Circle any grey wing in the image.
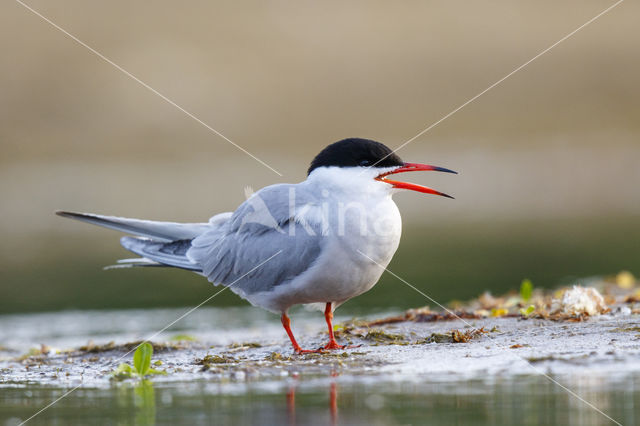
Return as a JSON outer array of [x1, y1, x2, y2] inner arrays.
[[187, 184, 323, 296]]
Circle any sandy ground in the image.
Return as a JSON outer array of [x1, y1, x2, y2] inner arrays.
[[2, 305, 639, 388]]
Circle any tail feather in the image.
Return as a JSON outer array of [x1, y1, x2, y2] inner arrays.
[[120, 236, 201, 271], [104, 258, 164, 270], [56, 211, 210, 242], [55, 210, 228, 271]]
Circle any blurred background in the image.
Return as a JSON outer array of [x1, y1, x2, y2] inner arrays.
[[1, 0, 638, 314]]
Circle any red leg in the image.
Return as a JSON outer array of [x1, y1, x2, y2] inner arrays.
[[323, 303, 346, 350], [281, 312, 322, 354]]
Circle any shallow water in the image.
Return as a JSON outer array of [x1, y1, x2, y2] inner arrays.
[[3, 375, 640, 426], [1, 307, 639, 425]]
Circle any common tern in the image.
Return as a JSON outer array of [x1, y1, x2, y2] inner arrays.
[[57, 138, 456, 353]]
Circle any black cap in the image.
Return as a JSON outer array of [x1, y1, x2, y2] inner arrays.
[[308, 138, 403, 175]]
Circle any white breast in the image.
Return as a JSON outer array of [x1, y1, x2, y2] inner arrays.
[[315, 194, 402, 303]]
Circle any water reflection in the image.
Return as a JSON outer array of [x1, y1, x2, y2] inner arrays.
[[329, 381, 338, 426], [287, 372, 340, 426], [112, 379, 157, 425], [2, 374, 638, 425], [133, 380, 156, 426]]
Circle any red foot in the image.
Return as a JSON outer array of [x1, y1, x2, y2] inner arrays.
[[323, 340, 346, 350], [281, 304, 362, 355], [322, 303, 355, 351], [324, 341, 362, 350]]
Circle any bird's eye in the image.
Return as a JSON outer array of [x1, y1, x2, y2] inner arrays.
[[359, 160, 371, 166]]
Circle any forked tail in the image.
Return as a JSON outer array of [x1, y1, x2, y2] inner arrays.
[[55, 211, 227, 271]]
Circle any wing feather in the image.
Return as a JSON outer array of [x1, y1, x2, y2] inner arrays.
[[187, 184, 324, 295]]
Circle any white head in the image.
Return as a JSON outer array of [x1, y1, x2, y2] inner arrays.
[[306, 138, 457, 198]]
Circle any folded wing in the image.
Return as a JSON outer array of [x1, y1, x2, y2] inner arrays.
[[187, 184, 325, 295]]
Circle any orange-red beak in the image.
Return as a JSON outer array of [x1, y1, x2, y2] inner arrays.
[[375, 162, 457, 199]]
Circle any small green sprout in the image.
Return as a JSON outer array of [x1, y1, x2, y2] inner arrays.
[[520, 279, 533, 301], [519, 305, 535, 316], [168, 334, 198, 342], [133, 342, 152, 376], [111, 342, 166, 381]]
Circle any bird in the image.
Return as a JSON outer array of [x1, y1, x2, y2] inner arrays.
[[57, 138, 456, 353]]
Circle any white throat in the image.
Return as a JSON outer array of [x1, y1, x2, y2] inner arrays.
[[305, 166, 398, 200]]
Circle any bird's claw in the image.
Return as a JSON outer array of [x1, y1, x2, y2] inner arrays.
[[323, 340, 346, 350]]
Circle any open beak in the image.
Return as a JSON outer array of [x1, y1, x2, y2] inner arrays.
[[375, 162, 457, 199]]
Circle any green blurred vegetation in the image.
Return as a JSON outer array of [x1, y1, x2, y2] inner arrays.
[[1, 215, 637, 314]]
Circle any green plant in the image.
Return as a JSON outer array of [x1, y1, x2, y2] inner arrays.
[[520, 279, 533, 301], [112, 342, 166, 381], [519, 305, 535, 316], [169, 334, 198, 342]]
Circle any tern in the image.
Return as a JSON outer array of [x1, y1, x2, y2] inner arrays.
[[57, 138, 456, 353]]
